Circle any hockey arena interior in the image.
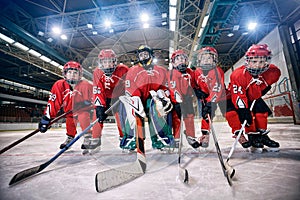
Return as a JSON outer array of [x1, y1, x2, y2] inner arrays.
[[0, 1, 299, 200]]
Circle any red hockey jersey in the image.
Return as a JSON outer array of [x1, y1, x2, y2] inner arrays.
[[125, 65, 168, 102], [44, 79, 93, 118], [93, 64, 129, 107], [167, 68, 195, 103], [229, 64, 281, 109], [194, 66, 225, 103]]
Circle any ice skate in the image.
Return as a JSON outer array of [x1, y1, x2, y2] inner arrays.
[[199, 131, 209, 148], [233, 131, 251, 148], [60, 135, 74, 149], [186, 136, 200, 149], [81, 133, 91, 150], [87, 138, 101, 155], [248, 134, 263, 153], [261, 134, 280, 152], [151, 135, 165, 150], [120, 135, 136, 152]]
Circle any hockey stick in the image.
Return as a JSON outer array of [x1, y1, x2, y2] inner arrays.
[[177, 115, 189, 183], [9, 102, 117, 186], [95, 96, 146, 193], [0, 104, 93, 155], [208, 115, 233, 186], [225, 100, 256, 173]]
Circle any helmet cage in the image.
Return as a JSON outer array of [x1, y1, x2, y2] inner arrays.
[[136, 45, 153, 68], [98, 49, 117, 76], [245, 56, 270, 76], [245, 44, 272, 76], [172, 54, 188, 73], [197, 51, 218, 71], [63, 61, 82, 85]]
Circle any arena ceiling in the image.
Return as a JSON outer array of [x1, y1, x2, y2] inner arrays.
[[0, 0, 299, 91]]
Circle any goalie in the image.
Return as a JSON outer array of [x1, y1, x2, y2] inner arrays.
[[120, 45, 174, 150]]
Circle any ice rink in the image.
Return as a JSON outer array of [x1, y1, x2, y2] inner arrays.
[[0, 121, 299, 200]]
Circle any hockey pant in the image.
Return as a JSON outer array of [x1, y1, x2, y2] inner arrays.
[[66, 111, 92, 138], [92, 101, 125, 139], [226, 98, 271, 135], [172, 102, 196, 139], [226, 110, 268, 134]]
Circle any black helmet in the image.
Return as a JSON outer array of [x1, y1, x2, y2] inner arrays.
[[136, 45, 154, 69]]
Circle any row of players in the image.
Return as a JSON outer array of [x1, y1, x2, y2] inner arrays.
[[38, 44, 280, 152]]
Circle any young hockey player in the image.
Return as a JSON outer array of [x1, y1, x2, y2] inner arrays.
[[38, 61, 93, 149], [226, 44, 280, 151], [121, 45, 174, 150], [88, 49, 129, 152], [194, 47, 226, 148], [168, 49, 200, 148]]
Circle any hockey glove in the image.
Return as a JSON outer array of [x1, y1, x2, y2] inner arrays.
[[38, 116, 51, 133], [262, 85, 271, 96], [202, 102, 212, 121], [96, 106, 108, 123], [194, 88, 209, 100], [237, 108, 252, 126], [155, 96, 173, 117]]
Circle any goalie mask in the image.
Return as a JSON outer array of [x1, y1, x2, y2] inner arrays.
[[245, 44, 272, 76], [136, 45, 154, 70], [197, 46, 218, 71], [98, 49, 117, 76], [171, 49, 188, 73], [63, 61, 82, 85]]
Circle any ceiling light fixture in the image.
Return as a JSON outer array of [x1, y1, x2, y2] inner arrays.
[[248, 22, 257, 30], [0, 33, 15, 44]]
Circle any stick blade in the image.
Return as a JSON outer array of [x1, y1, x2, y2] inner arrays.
[[178, 167, 189, 184], [95, 159, 145, 193], [9, 165, 44, 185]]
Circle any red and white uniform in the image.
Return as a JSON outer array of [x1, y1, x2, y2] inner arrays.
[[92, 64, 129, 138], [226, 64, 281, 133], [125, 65, 168, 102], [44, 79, 93, 137], [167, 68, 195, 138], [194, 66, 225, 131]]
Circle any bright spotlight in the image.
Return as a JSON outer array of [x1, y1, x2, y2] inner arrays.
[[52, 26, 61, 34], [104, 20, 111, 28], [140, 13, 149, 22], [248, 22, 257, 30]]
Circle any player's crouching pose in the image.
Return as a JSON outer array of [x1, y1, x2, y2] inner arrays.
[[121, 45, 174, 150], [89, 49, 129, 153], [194, 47, 226, 148], [226, 44, 280, 152], [39, 61, 93, 149], [168, 49, 200, 149]]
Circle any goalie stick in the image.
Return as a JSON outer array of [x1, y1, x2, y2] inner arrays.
[[208, 115, 233, 186], [95, 96, 146, 193], [9, 102, 118, 186], [177, 115, 189, 183], [0, 105, 92, 155]]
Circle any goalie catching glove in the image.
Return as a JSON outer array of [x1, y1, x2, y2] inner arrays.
[[150, 90, 173, 117]]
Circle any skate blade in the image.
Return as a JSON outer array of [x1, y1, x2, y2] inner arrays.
[[89, 147, 101, 155], [250, 147, 263, 153], [265, 147, 280, 152]]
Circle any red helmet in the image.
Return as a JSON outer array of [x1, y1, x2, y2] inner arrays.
[[171, 49, 188, 73], [245, 44, 272, 76], [63, 61, 82, 84], [197, 46, 218, 70], [98, 49, 117, 76]]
